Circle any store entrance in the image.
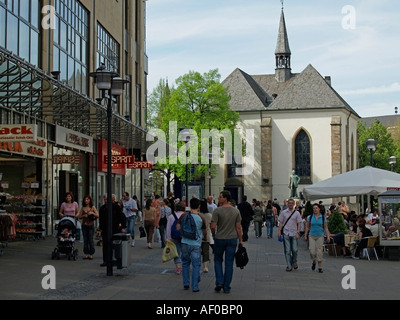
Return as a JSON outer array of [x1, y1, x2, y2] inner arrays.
[[58, 170, 79, 207]]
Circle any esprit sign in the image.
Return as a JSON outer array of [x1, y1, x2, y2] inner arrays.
[[0, 125, 37, 142], [104, 155, 135, 165]]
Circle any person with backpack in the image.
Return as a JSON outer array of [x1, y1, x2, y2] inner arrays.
[[211, 190, 243, 294], [265, 200, 277, 239], [176, 198, 207, 292], [304, 203, 331, 273], [166, 201, 186, 275]]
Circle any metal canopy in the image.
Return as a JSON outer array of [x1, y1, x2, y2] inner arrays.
[[0, 47, 148, 151]]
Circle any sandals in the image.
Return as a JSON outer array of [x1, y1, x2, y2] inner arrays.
[[286, 267, 292, 272], [318, 268, 323, 273]]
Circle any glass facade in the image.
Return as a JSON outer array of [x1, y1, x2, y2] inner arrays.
[[53, 0, 89, 94], [97, 23, 120, 73], [0, 0, 39, 66]]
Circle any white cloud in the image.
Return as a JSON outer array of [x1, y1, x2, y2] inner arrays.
[[341, 83, 400, 95]]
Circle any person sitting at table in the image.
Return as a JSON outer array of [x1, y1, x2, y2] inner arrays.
[[352, 222, 373, 259], [349, 218, 358, 234], [326, 232, 351, 257], [367, 208, 379, 225]]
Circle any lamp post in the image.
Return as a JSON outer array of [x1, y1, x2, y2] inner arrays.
[[208, 152, 212, 196], [89, 64, 128, 276], [389, 156, 397, 172], [366, 139, 376, 166], [179, 129, 192, 204]]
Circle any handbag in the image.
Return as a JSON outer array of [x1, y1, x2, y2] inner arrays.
[[139, 226, 146, 238], [162, 240, 179, 263], [235, 244, 249, 269]]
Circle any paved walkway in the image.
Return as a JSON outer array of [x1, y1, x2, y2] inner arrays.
[[0, 224, 399, 301]]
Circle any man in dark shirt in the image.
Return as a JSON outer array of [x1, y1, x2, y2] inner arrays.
[[99, 194, 126, 267], [237, 195, 253, 242]]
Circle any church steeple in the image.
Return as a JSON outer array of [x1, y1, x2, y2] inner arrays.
[[275, 5, 292, 82]]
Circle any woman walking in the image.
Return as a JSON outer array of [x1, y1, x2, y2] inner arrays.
[[142, 198, 159, 249], [304, 203, 331, 273], [77, 195, 99, 260]]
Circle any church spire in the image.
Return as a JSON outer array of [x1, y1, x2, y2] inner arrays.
[[275, 6, 292, 82]]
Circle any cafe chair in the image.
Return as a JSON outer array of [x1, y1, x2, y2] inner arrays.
[[362, 236, 379, 261], [323, 237, 337, 257]]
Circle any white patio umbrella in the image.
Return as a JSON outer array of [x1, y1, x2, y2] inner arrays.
[[303, 166, 400, 201]]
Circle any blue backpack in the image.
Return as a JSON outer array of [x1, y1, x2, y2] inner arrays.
[[180, 211, 198, 240], [171, 212, 182, 241]]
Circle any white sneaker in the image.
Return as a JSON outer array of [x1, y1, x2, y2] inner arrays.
[[131, 240, 135, 247]]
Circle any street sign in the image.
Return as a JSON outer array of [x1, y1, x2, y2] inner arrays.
[[127, 161, 154, 169], [104, 155, 135, 164]]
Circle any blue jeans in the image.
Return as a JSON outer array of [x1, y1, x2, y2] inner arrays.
[[82, 224, 95, 255], [283, 234, 298, 269], [214, 238, 238, 292], [159, 225, 166, 248], [172, 239, 182, 264], [181, 243, 201, 291], [266, 218, 274, 238], [126, 215, 136, 238]]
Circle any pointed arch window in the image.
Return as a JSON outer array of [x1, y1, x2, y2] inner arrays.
[[294, 129, 311, 183]]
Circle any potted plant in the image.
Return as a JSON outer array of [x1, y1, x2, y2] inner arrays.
[[327, 210, 348, 256]]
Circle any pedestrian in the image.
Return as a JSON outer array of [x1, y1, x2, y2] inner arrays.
[[278, 198, 302, 272], [59, 191, 79, 218], [304, 203, 331, 273], [200, 198, 212, 273], [253, 201, 264, 238], [207, 195, 217, 214], [211, 190, 243, 294], [159, 199, 171, 248], [177, 198, 207, 292], [166, 201, 186, 275], [133, 195, 142, 223], [99, 194, 126, 267], [237, 195, 253, 242], [77, 195, 99, 260], [142, 198, 159, 249], [122, 192, 138, 247], [265, 200, 277, 239]]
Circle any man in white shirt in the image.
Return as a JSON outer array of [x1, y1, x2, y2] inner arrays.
[[207, 195, 217, 214], [123, 192, 138, 246]]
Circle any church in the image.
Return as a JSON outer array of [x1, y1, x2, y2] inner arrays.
[[212, 7, 360, 204]]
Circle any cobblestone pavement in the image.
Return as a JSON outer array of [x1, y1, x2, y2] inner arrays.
[[1, 224, 399, 301]]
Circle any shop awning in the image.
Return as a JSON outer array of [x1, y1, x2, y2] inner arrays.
[[0, 47, 149, 152]]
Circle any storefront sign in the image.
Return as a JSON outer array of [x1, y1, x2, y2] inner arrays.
[[97, 140, 127, 175], [56, 125, 93, 153], [0, 139, 47, 159], [104, 155, 135, 165], [0, 124, 37, 142], [127, 161, 154, 169], [53, 155, 82, 165]]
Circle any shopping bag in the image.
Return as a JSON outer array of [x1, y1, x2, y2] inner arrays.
[[154, 227, 160, 243], [139, 226, 146, 238], [162, 240, 178, 263]]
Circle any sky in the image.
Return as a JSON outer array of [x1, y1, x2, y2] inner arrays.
[[145, 0, 400, 119]]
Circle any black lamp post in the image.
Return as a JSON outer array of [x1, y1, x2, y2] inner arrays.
[[89, 64, 128, 276], [179, 129, 192, 204], [366, 139, 376, 166], [389, 156, 397, 172]]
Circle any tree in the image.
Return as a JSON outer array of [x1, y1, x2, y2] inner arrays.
[[327, 210, 348, 234], [358, 120, 400, 172], [147, 69, 240, 186]]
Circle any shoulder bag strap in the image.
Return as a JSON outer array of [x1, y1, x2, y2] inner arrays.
[[282, 210, 297, 231]]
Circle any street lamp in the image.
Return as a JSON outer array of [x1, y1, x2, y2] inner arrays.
[[89, 63, 128, 276], [179, 128, 192, 204], [389, 156, 397, 172], [366, 139, 376, 166]]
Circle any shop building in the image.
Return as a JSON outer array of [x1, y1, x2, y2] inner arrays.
[[0, 0, 149, 237]]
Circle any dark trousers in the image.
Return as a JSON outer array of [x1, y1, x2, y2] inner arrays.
[[241, 221, 250, 241]]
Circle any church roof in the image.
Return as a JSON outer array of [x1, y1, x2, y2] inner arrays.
[[223, 64, 360, 118]]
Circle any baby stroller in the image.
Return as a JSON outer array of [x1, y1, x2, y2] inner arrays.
[[51, 217, 78, 260]]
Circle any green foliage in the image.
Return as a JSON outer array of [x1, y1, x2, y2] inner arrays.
[[147, 69, 241, 182], [327, 210, 348, 234], [358, 120, 400, 171]]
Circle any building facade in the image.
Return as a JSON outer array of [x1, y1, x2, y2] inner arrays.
[[211, 8, 360, 205], [0, 0, 149, 237]]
